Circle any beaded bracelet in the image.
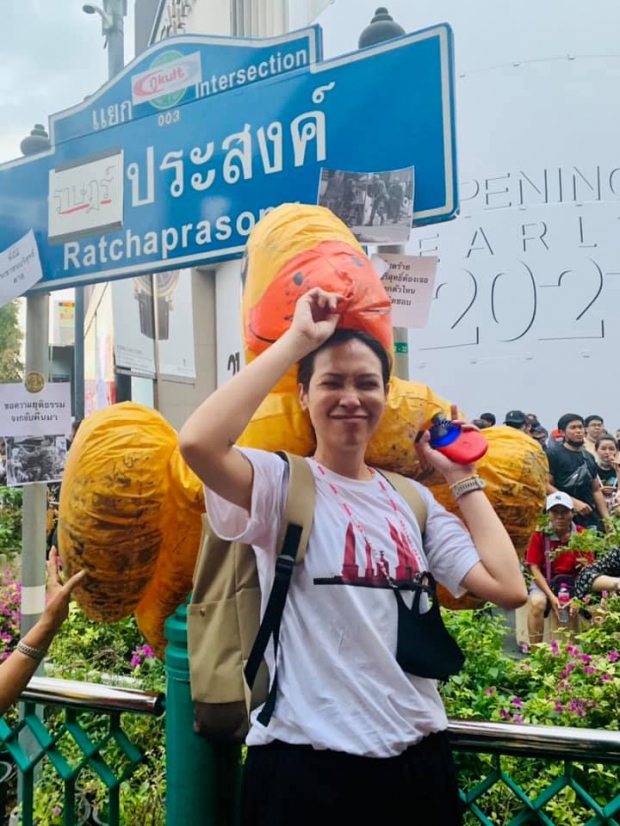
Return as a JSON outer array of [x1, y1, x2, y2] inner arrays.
[[16, 641, 47, 662]]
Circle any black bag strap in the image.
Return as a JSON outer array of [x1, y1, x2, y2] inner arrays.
[[246, 521, 301, 726], [244, 451, 314, 728]]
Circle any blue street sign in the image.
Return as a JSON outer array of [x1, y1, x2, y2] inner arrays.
[[0, 23, 457, 293]]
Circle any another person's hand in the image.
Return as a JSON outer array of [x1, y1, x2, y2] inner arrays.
[[287, 288, 345, 354], [43, 548, 86, 632], [415, 404, 477, 484], [571, 498, 592, 516]]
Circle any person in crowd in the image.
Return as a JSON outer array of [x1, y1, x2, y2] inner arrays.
[[179, 287, 526, 826], [548, 428, 564, 450], [0, 441, 6, 486], [574, 547, 620, 600], [583, 415, 604, 457], [615, 428, 620, 451], [504, 410, 528, 431], [525, 492, 593, 644], [525, 414, 541, 435], [594, 435, 619, 512], [0, 549, 85, 715], [479, 413, 496, 428], [547, 414, 609, 532], [531, 425, 549, 452], [68, 418, 82, 450], [472, 418, 491, 430]]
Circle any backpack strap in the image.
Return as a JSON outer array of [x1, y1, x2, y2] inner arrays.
[[276, 451, 315, 563], [244, 451, 315, 728], [377, 469, 428, 534]]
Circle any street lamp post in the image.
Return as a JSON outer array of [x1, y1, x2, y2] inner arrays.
[[359, 8, 409, 381], [82, 0, 127, 78], [74, 0, 127, 420]]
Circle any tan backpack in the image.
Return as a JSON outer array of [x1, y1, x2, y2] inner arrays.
[[188, 451, 427, 743]]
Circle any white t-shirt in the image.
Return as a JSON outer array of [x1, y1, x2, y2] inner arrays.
[[205, 448, 480, 758]]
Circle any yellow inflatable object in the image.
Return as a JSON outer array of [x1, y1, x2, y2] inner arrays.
[[58, 203, 548, 657], [433, 426, 548, 610], [242, 204, 393, 394], [58, 404, 203, 637]]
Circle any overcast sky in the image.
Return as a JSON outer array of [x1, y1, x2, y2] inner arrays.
[[0, 0, 135, 164], [315, 0, 620, 64], [2, 0, 616, 167]]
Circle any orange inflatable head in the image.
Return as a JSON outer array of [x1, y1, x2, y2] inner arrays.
[[242, 204, 393, 393]]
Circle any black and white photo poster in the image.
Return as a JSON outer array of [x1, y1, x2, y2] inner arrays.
[[4, 435, 67, 486], [318, 166, 414, 245]]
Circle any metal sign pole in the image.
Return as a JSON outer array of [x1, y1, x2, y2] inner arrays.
[[20, 294, 50, 644], [75, 0, 127, 419], [380, 243, 409, 380], [18, 127, 53, 656], [17, 293, 49, 801]]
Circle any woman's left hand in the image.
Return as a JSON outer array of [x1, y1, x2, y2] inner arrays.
[[415, 404, 479, 484]]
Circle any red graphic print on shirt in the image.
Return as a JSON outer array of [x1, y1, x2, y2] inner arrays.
[[313, 519, 421, 589]]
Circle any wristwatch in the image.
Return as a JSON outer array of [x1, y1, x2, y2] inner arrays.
[[133, 271, 180, 340], [450, 475, 486, 500]]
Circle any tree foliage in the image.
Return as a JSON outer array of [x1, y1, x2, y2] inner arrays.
[[0, 301, 23, 382]]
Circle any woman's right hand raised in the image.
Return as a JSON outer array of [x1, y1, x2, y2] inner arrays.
[[287, 288, 345, 354]]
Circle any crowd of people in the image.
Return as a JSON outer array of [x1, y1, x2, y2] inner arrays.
[[475, 409, 620, 644]]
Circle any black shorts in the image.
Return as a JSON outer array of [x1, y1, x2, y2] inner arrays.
[[241, 730, 463, 826]]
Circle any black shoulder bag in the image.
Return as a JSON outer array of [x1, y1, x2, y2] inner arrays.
[[391, 572, 465, 681]]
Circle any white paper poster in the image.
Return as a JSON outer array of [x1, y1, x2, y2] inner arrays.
[[372, 253, 438, 329], [0, 230, 43, 308], [48, 149, 124, 243], [0, 382, 72, 438]]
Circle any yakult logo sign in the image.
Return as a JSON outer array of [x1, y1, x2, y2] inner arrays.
[[131, 50, 202, 109]]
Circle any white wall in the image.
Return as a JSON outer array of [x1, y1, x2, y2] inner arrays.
[[306, 0, 620, 430], [186, 0, 233, 36]]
